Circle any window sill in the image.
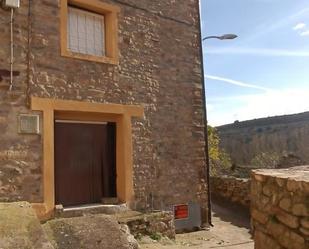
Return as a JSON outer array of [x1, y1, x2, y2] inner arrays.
[[61, 50, 119, 65]]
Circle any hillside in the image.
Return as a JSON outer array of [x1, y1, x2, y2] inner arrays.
[[216, 111, 309, 166]]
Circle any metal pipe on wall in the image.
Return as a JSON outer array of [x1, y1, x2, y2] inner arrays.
[[26, 0, 32, 106], [197, 0, 213, 227], [9, 7, 14, 91]]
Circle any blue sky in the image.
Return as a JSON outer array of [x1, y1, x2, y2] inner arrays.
[[200, 0, 309, 126]]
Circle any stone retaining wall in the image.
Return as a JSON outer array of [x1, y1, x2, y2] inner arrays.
[[251, 166, 309, 249], [210, 176, 250, 207], [117, 211, 175, 239]]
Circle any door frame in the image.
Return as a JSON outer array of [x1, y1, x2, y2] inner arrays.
[[30, 97, 144, 219]]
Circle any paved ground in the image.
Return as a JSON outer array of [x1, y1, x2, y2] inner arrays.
[[140, 197, 254, 249]]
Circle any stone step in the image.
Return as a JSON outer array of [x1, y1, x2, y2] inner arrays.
[[55, 203, 129, 218]]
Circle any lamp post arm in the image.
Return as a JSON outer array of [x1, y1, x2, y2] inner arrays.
[[203, 36, 221, 41], [203, 34, 238, 41]]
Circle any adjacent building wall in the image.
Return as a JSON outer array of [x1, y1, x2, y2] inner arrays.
[[0, 0, 208, 221]]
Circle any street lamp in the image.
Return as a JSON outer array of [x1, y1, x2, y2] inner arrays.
[[199, 32, 237, 228], [203, 34, 238, 41]]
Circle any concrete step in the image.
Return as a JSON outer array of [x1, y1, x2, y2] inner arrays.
[[55, 203, 129, 218]]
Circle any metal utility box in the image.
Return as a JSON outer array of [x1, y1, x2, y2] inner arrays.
[[174, 202, 202, 231], [18, 114, 40, 134], [4, 0, 20, 8]]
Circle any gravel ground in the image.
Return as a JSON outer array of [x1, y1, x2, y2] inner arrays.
[[139, 199, 254, 249]]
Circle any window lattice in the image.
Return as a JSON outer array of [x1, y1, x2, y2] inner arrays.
[[67, 7, 105, 57]]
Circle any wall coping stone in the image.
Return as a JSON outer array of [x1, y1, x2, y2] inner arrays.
[[252, 165, 309, 182]]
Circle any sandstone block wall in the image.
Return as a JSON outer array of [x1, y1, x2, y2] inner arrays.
[[0, 0, 43, 203], [210, 176, 250, 207], [0, 0, 208, 220], [251, 166, 309, 249]]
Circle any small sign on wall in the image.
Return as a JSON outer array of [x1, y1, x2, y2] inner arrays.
[[174, 202, 202, 231], [174, 204, 189, 220], [18, 114, 40, 134]]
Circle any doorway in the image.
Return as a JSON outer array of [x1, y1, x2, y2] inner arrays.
[[54, 121, 116, 207]]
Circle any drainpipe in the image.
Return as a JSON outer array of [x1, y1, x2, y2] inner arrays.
[[26, 0, 32, 106], [197, 0, 213, 227], [9, 7, 14, 91]]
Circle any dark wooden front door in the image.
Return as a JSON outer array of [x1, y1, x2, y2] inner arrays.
[[55, 121, 116, 207]]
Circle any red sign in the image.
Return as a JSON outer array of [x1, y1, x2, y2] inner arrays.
[[174, 204, 189, 219]]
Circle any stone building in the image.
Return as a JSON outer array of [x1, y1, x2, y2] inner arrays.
[[0, 0, 208, 224]]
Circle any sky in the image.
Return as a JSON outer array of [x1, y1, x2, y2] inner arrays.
[[200, 0, 309, 126]]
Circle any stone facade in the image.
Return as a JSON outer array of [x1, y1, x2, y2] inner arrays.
[[251, 166, 309, 249], [210, 176, 250, 208], [0, 0, 208, 222]]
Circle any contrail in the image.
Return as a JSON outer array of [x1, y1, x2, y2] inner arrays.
[[205, 74, 270, 91]]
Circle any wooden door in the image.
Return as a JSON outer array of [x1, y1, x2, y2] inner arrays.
[[55, 122, 116, 207]]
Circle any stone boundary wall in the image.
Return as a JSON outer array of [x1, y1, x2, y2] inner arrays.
[[251, 166, 309, 249], [117, 211, 175, 239], [210, 176, 250, 207]]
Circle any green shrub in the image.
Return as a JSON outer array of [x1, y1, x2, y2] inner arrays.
[[208, 126, 232, 176]]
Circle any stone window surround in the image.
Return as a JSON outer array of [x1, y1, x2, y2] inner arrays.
[[67, 6, 106, 56], [30, 97, 144, 219], [60, 0, 120, 64]]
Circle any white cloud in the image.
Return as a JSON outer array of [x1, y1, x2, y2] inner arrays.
[[205, 47, 309, 57], [292, 22, 309, 37], [293, 22, 306, 30], [205, 74, 270, 91], [300, 30, 309, 36], [207, 87, 309, 126]]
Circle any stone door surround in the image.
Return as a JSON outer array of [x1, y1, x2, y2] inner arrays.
[[30, 97, 144, 219]]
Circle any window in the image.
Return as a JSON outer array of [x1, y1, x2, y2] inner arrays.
[[67, 7, 105, 57], [60, 0, 120, 64]]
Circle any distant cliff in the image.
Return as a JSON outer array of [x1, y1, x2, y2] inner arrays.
[[216, 112, 309, 166]]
